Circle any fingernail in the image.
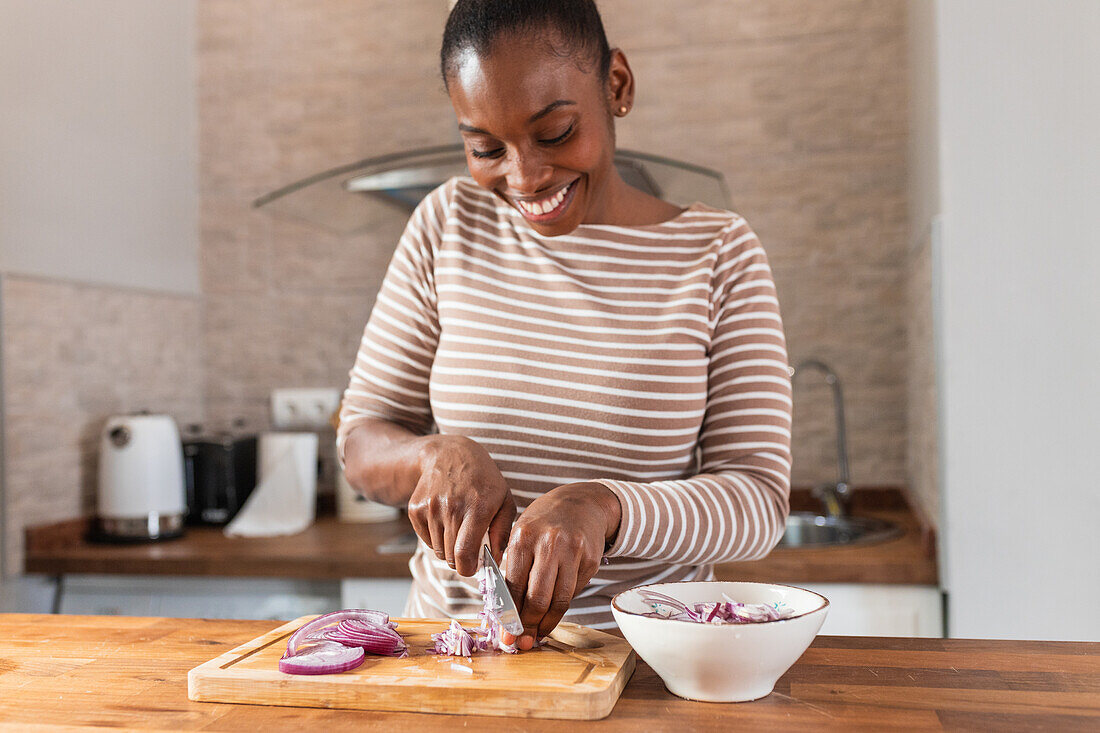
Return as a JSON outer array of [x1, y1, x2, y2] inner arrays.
[[519, 635, 534, 651]]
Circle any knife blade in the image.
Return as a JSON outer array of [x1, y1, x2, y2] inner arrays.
[[481, 544, 524, 637]]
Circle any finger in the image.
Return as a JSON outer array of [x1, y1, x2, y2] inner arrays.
[[538, 557, 579, 640], [575, 553, 601, 593], [442, 514, 457, 571], [520, 551, 557, 643], [452, 506, 491, 577], [502, 529, 534, 615], [487, 496, 516, 566], [426, 503, 445, 563], [407, 501, 433, 551]]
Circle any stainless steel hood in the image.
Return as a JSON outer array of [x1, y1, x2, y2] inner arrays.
[[252, 144, 732, 235]]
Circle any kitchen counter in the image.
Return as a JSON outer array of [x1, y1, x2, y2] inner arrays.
[[24, 488, 938, 586], [0, 614, 1095, 730]]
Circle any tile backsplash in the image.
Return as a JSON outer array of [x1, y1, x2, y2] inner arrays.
[[0, 275, 202, 574], [198, 0, 912, 491]]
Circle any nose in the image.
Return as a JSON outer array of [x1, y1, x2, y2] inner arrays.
[[504, 147, 553, 194]]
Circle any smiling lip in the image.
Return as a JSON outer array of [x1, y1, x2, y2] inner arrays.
[[511, 179, 579, 224]]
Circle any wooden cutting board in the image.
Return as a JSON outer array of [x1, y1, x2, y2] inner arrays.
[[188, 616, 636, 720]]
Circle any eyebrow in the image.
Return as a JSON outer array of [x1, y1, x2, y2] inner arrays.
[[458, 99, 577, 135]]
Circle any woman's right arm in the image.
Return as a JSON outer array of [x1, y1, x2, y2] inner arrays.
[[343, 418, 516, 576], [337, 179, 514, 576]]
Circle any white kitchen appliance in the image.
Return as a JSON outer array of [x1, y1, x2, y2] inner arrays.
[[95, 414, 187, 541]]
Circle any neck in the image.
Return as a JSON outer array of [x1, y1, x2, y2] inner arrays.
[[587, 169, 685, 227]]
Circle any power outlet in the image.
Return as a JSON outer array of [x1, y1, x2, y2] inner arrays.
[[271, 388, 341, 429]]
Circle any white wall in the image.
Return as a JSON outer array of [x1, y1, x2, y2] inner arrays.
[[935, 0, 1100, 640], [0, 0, 200, 294], [905, 0, 941, 250]]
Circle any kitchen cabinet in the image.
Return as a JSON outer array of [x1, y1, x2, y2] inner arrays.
[[800, 583, 943, 637], [57, 574, 340, 620], [340, 578, 413, 617]]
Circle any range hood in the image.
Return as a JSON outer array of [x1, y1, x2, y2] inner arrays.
[[252, 144, 732, 235]]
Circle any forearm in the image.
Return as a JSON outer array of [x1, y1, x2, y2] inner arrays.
[[597, 468, 790, 565], [341, 418, 436, 507]]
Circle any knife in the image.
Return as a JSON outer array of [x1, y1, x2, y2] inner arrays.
[[481, 544, 525, 638]]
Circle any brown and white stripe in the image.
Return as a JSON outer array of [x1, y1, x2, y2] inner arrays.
[[338, 177, 792, 630]]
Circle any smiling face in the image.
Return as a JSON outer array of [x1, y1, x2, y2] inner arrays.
[[446, 32, 633, 236]]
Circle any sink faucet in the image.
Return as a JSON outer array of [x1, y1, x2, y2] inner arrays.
[[792, 359, 851, 519]]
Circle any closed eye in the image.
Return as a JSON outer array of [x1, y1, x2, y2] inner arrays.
[[470, 147, 504, 159], [540, 123, 575, 146], [468, 123, 574, 159]]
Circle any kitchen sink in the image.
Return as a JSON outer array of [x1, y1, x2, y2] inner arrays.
[[776, 512, 902, 548]]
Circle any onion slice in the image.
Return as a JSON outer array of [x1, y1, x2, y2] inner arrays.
[[278, 640, 365, 675], [324, 619, 408, 657], [284, 609, 392, 657]]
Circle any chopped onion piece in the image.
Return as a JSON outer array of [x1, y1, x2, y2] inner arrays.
[[431, 619, 477, 657], [637, 588, 795, 624], [429, 565, 519, 657], [475, 566, 518, 654]]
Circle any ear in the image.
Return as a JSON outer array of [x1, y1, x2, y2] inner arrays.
[[606, 48, 634, 116]]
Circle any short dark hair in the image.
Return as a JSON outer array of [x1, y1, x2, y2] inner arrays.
[[441, 0, 612, 86]]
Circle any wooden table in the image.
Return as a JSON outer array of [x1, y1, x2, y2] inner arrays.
[[24, 489, 938, 586], [1, 614, 1095, 731]]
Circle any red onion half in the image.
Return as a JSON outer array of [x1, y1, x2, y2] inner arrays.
[[284, 609, 394, 657], [280, 609, 406, 675]]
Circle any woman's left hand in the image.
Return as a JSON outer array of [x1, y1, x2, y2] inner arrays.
[[502, 482, 621, 649]]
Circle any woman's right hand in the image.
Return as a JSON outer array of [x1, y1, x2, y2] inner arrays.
[[407, 434, 516, 577]]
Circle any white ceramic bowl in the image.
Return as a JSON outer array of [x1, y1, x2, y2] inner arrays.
[[611, 581, 829, 703]]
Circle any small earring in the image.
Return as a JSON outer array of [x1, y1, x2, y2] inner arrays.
[[618, 105, 628, 115]]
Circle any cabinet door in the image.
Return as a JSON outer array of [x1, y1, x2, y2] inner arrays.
[[58, 575, 341, 620], [340, 578, 414, 617], [801, 583, 944, 637]]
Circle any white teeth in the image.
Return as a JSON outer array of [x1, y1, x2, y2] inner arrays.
[[518, 182, 570, 217]]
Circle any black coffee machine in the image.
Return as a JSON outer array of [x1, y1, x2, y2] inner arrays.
[[182, 425, 258, 526]]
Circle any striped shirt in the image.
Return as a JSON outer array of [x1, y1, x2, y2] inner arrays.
[[338, 176, 792, 630]]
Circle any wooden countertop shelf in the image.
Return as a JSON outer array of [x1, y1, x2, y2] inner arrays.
[[24, 488, 938, 586]]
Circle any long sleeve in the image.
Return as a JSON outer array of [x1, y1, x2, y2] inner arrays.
[[339, 176, 792, 629], [597, 221, 792, 564], [336, 180, 454, 463]]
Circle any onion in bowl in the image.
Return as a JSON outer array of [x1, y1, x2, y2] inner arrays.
[[613, 581, 828, 702], [636, 588, 796, 624]]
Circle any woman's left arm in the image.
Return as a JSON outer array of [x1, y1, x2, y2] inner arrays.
[[504, 222, 793, 643]]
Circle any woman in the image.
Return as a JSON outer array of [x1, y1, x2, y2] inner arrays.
[[339, 0, 792, 650]]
